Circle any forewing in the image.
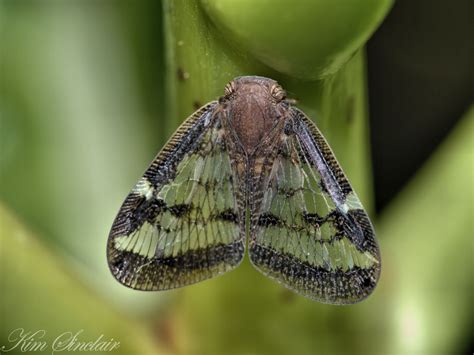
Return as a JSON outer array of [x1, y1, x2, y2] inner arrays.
[[249, 108, 381, 304], [107, 103, 244, 290]]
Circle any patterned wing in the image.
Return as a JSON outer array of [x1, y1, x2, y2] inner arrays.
[[107, 103, 244, 290], [249, 108, 381, 304]]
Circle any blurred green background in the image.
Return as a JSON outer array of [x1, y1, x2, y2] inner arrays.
[[0, 1, 472, 355]]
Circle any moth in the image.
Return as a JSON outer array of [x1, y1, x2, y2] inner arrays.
[[107, 76, 381, 304]]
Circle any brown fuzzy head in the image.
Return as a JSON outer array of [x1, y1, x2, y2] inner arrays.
[[219, 76, 289, 154]]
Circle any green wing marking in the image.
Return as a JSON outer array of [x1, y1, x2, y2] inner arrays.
[[249, 110, 381, 304], [107, 103, 244, 290]]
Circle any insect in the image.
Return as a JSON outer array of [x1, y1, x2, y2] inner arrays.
[[107, 76, 381, 304]]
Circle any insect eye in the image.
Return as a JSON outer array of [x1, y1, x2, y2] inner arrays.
[[224, 82, 236, 96], [270, 84, 286, 101]]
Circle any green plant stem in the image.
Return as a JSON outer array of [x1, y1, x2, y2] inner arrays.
[[162, 1, 385, 354]]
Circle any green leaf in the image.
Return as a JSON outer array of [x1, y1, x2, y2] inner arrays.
[[0, 204, 168, 355], [376, 106, 474, 354]]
